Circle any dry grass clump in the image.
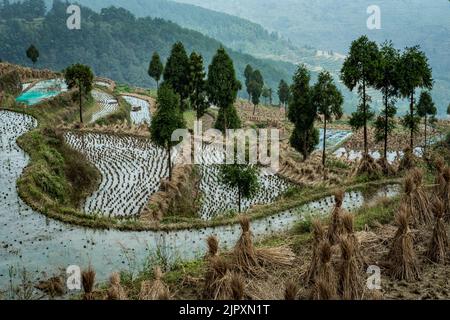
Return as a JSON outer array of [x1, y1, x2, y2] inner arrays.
[[81, 266, 96, 300], [233, 216, 295, 274], [440, 167, 450, 222], [338, 237, 364, 300], [35, 276, 65, 297], [399, 148, 416, 172], [310, 241, 338, 300], [426, 200, 448, 264], [139, 267, 170, 300], [233, 216, 261, 274], [388, 206, 420, 281], [284, 281, 299, 300], [377, 157, 396, 176], [355, 153, 381, 177], [230, 273, 245, 300], [305, 219, 326, 284], [327, 190, 346, 245], [402, 169, 433, 226], [206, 235, 219, 258], [107, 272, 127, 300], [341, 212, 365, 266]]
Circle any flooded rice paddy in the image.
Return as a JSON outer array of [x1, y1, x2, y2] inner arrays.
[[0, 109, 399, 289], [16, 79, 68, 106]]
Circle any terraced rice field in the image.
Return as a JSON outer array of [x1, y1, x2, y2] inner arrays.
[[16, 79, 68, 105], [0, 109, 400, 289], [122, 95, 152, 125], [197, 143, 292, 219], [334, 147, 424, 164], [65, 132, 171, 217], [316, 129, 352, 150], [90, 90, 119, 123]]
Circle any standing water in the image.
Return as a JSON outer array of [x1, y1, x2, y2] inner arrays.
[[0, 110, 399, 289]]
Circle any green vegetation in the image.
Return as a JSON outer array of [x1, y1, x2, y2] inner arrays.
[[288, 65, 318, 160], [417, 91, 437, 153], [341, 35, 380, 155], [25, 44, 39, 65], [312, 70, 343, 166], [206, 47, 242, 131], [0, 1, 295, 99], [148, 52, 164, 89], [188, 51, 208, 120], [151, 84, 186, 179], [277, 79, 290, 109], [398, 46, 433, 150], [64, 63, 95, 123], [220, 164, 260, 213]]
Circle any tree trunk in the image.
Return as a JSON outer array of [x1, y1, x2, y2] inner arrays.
[[424, 114, 427, 155], [363, 79, 368, 155], [322, 118, 327, 167], [238, 188, 242, 214], [167, 144, 172, 180], [384, 90, 388, 160], [79, 86, 83, 123], [410, 92, 414, 150]]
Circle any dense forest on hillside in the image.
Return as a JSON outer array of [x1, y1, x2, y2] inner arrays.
[[0, 0, 296, 98]]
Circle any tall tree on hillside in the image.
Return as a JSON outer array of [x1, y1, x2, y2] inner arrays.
[[373, 41, 401, 161], [398, 46, 433, 150], [220, 163, 259, 213], [244, 64, 253, 102], [148, 52, 164, 89], [188, 51, 208, 120], [278, 79, 290, 110], [288, 65, 318, 160], [312, 71, 344, 167], [163, 42, 190, 106], [64, 64, 94, 124], [417, 91, 436, 154], [249, 69, 264, 115], [341, 36, 381, 156], [26, 44, 39, 65], [206, 47, 242, 131], [262, 86, 271, 105], [151, 84, 186, 179]]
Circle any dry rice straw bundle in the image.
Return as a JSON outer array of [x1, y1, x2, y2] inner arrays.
[[139, 266, 170, 300], [81, 266, 96, 300], [388, 206, 420, 281], [107, 272, 128, 300], [328, 190, 346, 245], [305, 219, 326, 284], [233, 216, 261, 274], [339, 237, 364, 300], [426, 200, 448, 264], [402, 169, 433, 226], [311, 241, 338, 300], [284, 281, 299, 300]]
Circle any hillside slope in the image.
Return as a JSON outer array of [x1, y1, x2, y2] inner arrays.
[[0, 0, 295, 98]]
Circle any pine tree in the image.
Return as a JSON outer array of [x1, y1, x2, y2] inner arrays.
[[148, 52, 164, 89], [206, 47, 242, 131], [188, 51, 208, 120], [278, 79, 290, 110], [416, 91, 436, 154], [26, 44, 39, 65], [398, 46, 433, 150], [249, 69, 264, 115], [150, 84, 186, 179], [312, 71, 343, 167], [288, 65, 318, 160], [64, 64, 94, 123], [341, 36, 381, 156], [374, 41, 401, 160], [163, 42, 190, 105], [244, 64, 253, 102]]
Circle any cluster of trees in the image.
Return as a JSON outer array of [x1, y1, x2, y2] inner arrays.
[[244, 65, 265, 114], [287, 65, 343, 168], [0, 0, 294, 100], [341, 36, 434, 163], [149, 42, 241, 131], [285, 35, 436, 175]]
